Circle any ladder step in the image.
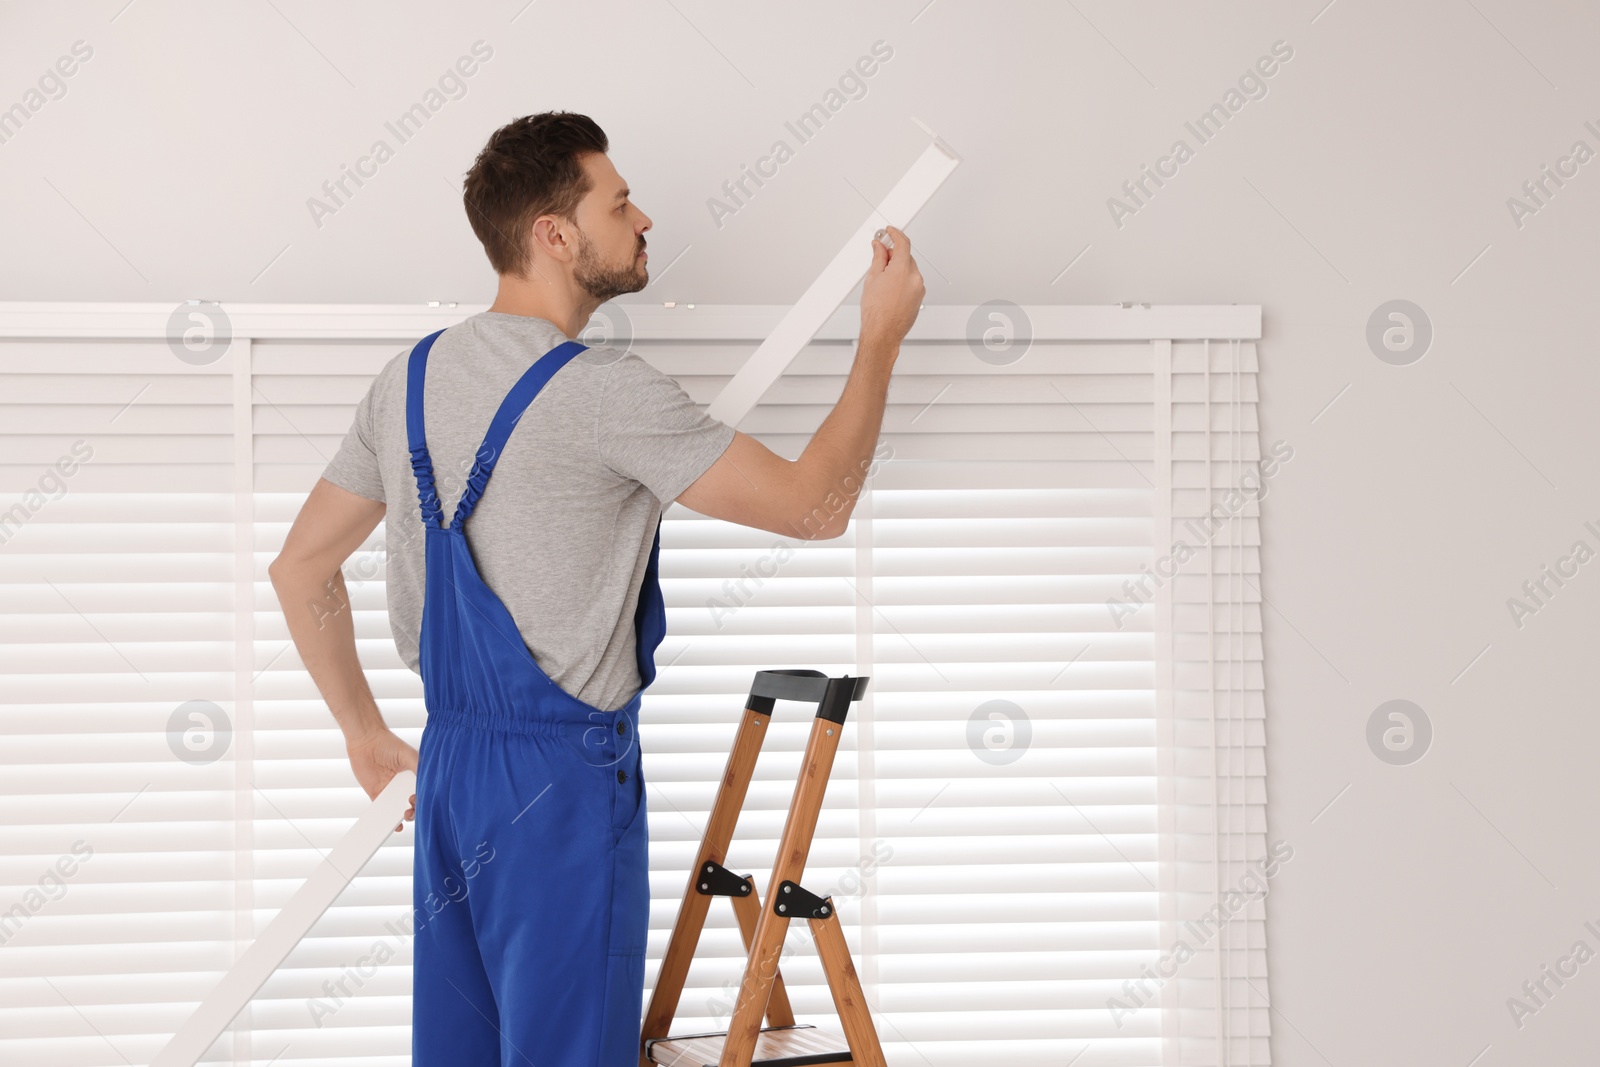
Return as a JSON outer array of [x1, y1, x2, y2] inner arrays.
[[645, 1022, 853, 1066]]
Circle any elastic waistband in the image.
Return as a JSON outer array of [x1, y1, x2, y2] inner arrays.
[[423, 692, 642, 738]]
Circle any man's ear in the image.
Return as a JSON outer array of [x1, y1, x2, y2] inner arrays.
[[531, 215, 569, 261]]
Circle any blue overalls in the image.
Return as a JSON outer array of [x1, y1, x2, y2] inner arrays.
[[403, 327, 665, 1067]]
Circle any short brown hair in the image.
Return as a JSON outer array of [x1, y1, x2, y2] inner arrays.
[[462, 111, 609, 277]]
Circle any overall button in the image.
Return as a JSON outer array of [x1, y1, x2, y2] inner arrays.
[[617, 721, 627, 735], [617, 769, 628, 783]]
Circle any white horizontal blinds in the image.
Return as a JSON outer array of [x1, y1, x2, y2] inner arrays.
[[864, 338, 1164, 1065], [645, 338, 870, 1031], [1161, 340, 1272, 1067], [0, 311, 1269, 1067], [0, 339, 239, 1066], [252, 338, 424, 1064]]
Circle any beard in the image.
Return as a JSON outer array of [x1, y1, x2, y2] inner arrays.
[[573, 227, 647, 303]]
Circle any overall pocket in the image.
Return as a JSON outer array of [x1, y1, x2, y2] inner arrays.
[[610, 739, 646, 847], [608, 757, 650, 957]]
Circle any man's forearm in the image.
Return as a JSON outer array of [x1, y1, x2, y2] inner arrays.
[[269, 563, 388, 742], [788, 333, 899, 537]]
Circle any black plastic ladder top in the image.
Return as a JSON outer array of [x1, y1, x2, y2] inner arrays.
[[746, 670, 869, 724]]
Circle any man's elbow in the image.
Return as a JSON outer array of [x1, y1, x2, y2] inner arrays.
[[266, 552, 309, 590], [788, 494, 858, 540]]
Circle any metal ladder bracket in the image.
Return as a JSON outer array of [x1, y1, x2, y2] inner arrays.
[[695, 859, 754, 898], [773, 880, 832, 920]]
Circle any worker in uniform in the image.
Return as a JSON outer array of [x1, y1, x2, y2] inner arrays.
[[269, 110, 923, 1066]]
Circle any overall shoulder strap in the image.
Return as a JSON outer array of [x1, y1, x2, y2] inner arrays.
[[405, 328, 449, 529], [449, 339, 590, 529]]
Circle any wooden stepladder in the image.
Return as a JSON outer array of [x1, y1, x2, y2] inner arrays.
[[640, 670, 887, 1067]]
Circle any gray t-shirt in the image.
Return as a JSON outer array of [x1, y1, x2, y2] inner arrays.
[[320, 311, 734, 711]]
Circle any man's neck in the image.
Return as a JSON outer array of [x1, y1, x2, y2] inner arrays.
[[486, 274, 600, 340]]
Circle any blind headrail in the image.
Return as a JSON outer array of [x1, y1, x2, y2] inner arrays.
[[0, 302, 1261, 342]]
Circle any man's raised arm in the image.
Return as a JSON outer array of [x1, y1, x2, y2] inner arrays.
[[675, 224, 925, 539]]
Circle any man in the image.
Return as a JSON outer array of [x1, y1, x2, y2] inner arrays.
[[267, 110, 922, 1066]]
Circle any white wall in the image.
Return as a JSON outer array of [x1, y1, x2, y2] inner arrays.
[[4, 1, 1597, 1063]]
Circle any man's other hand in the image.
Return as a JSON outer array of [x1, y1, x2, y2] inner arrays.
[[347, 727, 421, 833]]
